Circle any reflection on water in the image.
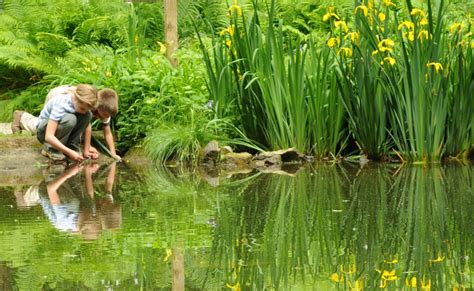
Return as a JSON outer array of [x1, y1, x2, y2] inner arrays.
[[0, 162, 473, 289]]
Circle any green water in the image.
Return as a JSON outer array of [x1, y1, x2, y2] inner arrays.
[[0, 162, 473, 290]]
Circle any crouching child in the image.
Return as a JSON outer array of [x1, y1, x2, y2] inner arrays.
[[36, 84, 97, 162]]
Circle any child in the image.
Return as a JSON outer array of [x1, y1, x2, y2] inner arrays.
[[12, 86, 121, 161], [83, 88, 121, 161], [36, 84, 97, 162]]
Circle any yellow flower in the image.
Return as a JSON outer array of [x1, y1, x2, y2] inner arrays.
[[372, 50, 379, 56], [471, 41, 474, 48], [228, 25, 235, 36], [379, 12, 386, 22], [323, 12, 340, 22], [384, 259, 398, 264], [382, 269, 398, 280], [156, 41, 167, 54], [338, 47, 353, 57], [225, 39, 232, 47], [226, 282, 241, 291], [398, 21, 414, 31], [411, 8, 425, 18], [367, 0, 374, 10], [429, 255, 445, 263], [163, 248, 172, 262], [418, 30, 430, 40], [349, 279, 363, 290], [420, 18, 429, 26], [335, 20, 349, 32], [330, 272, 344, 282], [405, 277, 417, 288], [383, 0, 396, 8], [228, 3, 242, 17], [327, 37, 340, 48], [426, 62, 443, 73], [449, 22, 463, 34], [379, 46, 393, 53], [379, 38, 395, 48], [354, 5, 369, 16], [348, 31, 360, 43], [381, 56, 397, 65], [105, 71, 112, 78], [421, 278, 431, 290]]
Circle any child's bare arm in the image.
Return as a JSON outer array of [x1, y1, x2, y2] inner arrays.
[[45, 120, 84, 162], [103, 124, 121, 161]]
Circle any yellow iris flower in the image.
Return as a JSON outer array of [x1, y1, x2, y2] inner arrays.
[[330, 272, 344, 282], [379, 12, 386, 22], [383, 0, 396, 8], [418, 30, 430, 40], [228, 3, 242, 16], [449, 22, 463, 34], [382, 57, 396, 66], [335, 20, 349, 32], [226, 282, 241, 291], [327, 37, 340, 48], [348, 31, 360, 43], [427, 62, 443, 73], [411, 8, 425, 17], [354, 5, 369, 16], [405, 277, 417, 288], [429, 255, 445, 263], [323, 12, 340, 22], [338, 47, 353, 57], [398, 21, 414, 31]]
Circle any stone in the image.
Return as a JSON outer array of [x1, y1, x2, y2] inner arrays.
[[221, 152, 253, 169], [201, 140, 220, 166]]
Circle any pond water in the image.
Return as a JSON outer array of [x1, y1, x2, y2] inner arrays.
[[0, 162, 472, 290]]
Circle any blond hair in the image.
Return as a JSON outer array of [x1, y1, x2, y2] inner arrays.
[[97, 88, 119, 117], [75, 84, 98, 108]]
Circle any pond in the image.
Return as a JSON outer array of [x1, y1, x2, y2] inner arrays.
[[0, 162, 472, 290]]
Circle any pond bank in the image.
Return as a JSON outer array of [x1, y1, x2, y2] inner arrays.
[[0, 127, 115, 186]]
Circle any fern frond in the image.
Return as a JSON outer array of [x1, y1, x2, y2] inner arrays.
[[36, 32, 73, 56]]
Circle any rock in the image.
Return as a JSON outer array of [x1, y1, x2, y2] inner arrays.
[[221, 152, 253, 169], [201, 140, 220, 166], [0, 123, 12, 135], [221, 145, 233, 155], [252, 148, 304, 168]]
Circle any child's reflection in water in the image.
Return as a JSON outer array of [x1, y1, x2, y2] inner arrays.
[[38, 162, 121, 239]]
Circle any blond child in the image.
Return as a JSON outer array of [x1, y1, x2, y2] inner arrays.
[[36, 84, 97, 162]]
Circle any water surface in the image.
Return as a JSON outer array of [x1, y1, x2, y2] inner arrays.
[[0, 162, 472, 290]]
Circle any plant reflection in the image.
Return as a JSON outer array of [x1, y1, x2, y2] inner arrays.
[[207, 164, 474, 290]]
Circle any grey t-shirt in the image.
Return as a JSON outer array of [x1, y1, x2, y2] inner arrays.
[[37, 92, 76, 127]]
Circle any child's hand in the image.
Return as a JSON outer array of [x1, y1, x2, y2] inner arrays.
[[68, 151, 85, 162], [84, 147, 99, 160]]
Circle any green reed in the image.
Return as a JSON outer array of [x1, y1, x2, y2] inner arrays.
[[199, 0, 473, 161], [334, 2, 390, 160], [306, 44, 347, 158]]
